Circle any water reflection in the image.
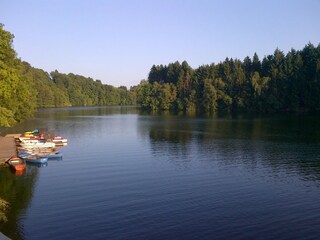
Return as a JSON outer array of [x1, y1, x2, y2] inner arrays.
[[140, 114, 320, 182], [1, 107, 320, 239], [26, 162, 48, 168], [10, 168, 26, 177], [37, 105, 138, 119], [0, 106, 138, 137], [0, 167, 38, 240]]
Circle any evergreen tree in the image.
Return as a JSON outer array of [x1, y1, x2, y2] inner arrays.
[[138, 43, 320, 115]]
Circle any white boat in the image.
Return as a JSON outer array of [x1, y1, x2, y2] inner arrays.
[[19, 138, 41, 144], [20, 141, 56, 149], [52, 136, 68, 144]]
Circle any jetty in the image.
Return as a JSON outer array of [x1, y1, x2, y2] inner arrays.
[[0, 232, 10, 240], [0, 130, 67, 167], [0, 135, 20, 164]]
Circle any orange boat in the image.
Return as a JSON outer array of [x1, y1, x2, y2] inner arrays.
[[7, 157, 26, 172], [14, 169, 26, 176]]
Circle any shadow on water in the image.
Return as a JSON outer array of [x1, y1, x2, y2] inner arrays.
[[0, 166, 39, 240], [36, 105, 138, 118]]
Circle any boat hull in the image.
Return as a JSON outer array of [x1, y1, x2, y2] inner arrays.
[[18, 152, 29, 158], [37, 152, 63, 160], [47, 153, 63, 159], [8, 157, 26, 171], [23, 156, 48, 164], [20, 142, 55, 149]]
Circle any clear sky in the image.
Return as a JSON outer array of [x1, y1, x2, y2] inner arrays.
[[1, 0, 319, 87]]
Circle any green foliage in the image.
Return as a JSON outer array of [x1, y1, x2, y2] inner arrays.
[[1, 23, 320, 127], [137, 43, 320, 114], [201, 79, 218, 112], [0, 24, 136, 127], [0, 24, 36, 126], [0, 198, 9, 222], [135, 80, 156, 110], [50, 72, 134, 107], [19, 62, 70, 107], [0, 107, 16, 127]]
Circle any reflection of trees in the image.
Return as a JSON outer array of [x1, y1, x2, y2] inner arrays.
[[37, 106, 138, 119], [142, 114, 320, 181], [0, 198, 9, 222], [0, 167, 38, 240], [0, 106, 138, 137], [141, 115, 196, 168]]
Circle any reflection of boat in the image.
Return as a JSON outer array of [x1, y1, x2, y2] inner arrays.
[[7, 157, 26, 172], [26, 161, 48, 168], [23, 155, 48, 164], [14, 169, 26, 176]]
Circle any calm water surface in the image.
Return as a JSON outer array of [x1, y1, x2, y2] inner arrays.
[[1, 106, 320, 240]]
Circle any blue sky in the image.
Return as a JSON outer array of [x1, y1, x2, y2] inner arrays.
[[1, 0, 319, 87]]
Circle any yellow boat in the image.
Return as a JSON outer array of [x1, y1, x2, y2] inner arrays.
[[24, 129, 40, 137]]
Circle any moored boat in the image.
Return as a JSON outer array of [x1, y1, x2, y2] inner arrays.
[[52, 136, 68, 145], [38, 152, 63, 159], [19, 138, 42, 144], [47, 152, 63, 159], [22, 155, 48, 164], [16, 129, 67, 164], [18, 152, 29, 158], [23, 129, 40, 138], [19, 136, 45, 143], [20, 141, 55, 149], [7, 157, 26, 171]]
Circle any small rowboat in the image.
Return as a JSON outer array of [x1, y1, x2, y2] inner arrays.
[[22, 155, 48, 164], [20, 141, 55, 149], [18, 152, 29, 158], [19, 137, 41, 143], [38, 152, 63, 159], [7, 157, 26, 172], [52, 136, 68, 145], [47, 152, 63, 159], [23, 129, 40, 137]]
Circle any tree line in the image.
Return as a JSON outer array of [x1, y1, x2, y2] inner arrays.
[[136, 44, 320, 114], [0, 24, 135, 127], [1, 23, 320, 127]]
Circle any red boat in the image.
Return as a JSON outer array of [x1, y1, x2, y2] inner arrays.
[[7, 157, 26, 172], [52, 136, 68, 145]]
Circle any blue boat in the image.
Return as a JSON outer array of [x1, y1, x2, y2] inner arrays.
[[23, 155, 48, 164], [36, 152, 63, 159], [18, 152, 29, 158], [46, 153, 63, 160]]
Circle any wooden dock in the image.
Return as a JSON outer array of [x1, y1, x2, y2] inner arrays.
[[0, 136, 17, 164], [0, 232, 11, 240]]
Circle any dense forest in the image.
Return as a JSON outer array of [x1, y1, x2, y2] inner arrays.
[[1, 23, 320, 127], [136, 44, 320, 114], [0, 24, 135, 127]]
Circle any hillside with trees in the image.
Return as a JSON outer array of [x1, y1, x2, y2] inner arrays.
[[1, 23, 320, 127], [136, 44, 320, 114], [0, 24, 135, 127]]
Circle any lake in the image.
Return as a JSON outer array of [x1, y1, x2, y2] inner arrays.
[[1, 106, 320, 240]]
